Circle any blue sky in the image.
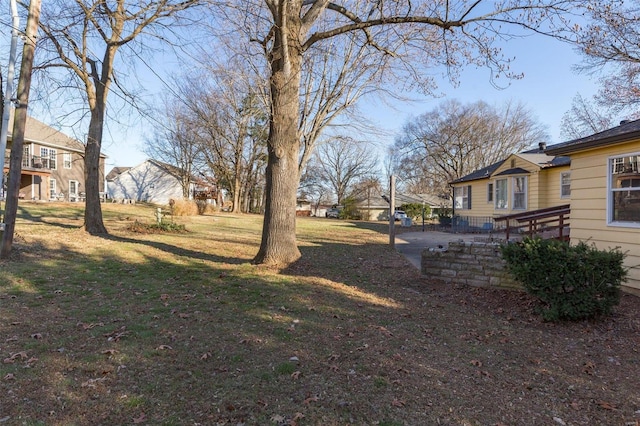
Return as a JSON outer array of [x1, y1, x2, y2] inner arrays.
[[100, 32, 602, 170], [363, 34, 603, 152], [0, 18, 601, 171]]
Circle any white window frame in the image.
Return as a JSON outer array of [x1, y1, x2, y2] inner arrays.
[[495, 178, 508, 210], [69, 180, 79, 201], [487, 182, 494, 203], [512, 176, 527, 210], [607, 152, 640, 228], [22, 145, 31, 168], [49, 179, 57, 199], [63, 152, 72, 169], [454, 185, 471, 210], [560, 172, 571, 199], [41, 147, 57, 170]]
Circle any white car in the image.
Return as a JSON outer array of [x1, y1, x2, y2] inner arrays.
[[394, 210, 407, 221], [326, 208, 340, 218]]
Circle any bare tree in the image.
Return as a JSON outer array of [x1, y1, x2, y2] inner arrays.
[[394, 99, 548, 196], [560, 93, 615, 140], [574, 2, 640, 115], [313, 136, 379, 205], [176, 70, 269, 213], [209, 1, 582, 266], [299, 161, 333, 216], [144, 103, 204, 198], [36, 0, 201, 234], [347, 176, 383, 221]]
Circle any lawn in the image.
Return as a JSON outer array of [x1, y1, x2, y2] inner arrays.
[[0, 202, 639, 426]]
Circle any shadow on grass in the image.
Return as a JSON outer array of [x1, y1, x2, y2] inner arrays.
[[99, 232, 250, 265], [0, 235, 410, 424]]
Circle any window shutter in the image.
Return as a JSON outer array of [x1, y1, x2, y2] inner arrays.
[[467, 185, 472, 209]]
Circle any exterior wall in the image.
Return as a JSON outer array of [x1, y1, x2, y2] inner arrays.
[[108, 161, 185, 205], [451, 161, 570, 219], [537, 166, 570, 208], [568, 141, 640, 292], [6, 144, 103, 202]]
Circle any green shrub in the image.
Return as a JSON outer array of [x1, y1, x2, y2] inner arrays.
[[400, 203, 430, 220], [500, 238, 627, 321]]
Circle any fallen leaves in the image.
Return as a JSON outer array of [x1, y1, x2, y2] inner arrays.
[[596, 400, 617, 410], [3, 351, 28, 364], [132, 412, 147, 424], [104, 326, 129, 342], [391, 398, 406, 407], [583, 361, 596, 375], [303, 395, 318, 405]]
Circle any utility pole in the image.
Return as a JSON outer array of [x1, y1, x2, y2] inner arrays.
[[1, 0, 41, 258], [389, 175, 395, 247], [0, 0, 20, 224]]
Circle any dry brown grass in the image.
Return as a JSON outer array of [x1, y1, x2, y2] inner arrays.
[[0, 202, 639, 426]]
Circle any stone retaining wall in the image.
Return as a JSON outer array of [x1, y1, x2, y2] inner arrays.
[[421, 241, 521, 289]]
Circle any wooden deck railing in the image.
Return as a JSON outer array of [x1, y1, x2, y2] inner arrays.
[[493, 204, 570, 242]]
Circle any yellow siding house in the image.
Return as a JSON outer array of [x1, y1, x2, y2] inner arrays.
[[546, 120, 640, 294], [449, 144, 571, 228]]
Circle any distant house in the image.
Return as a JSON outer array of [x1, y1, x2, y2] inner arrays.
[[357, 192, 451, 221], [106, 159, 218, 206], [449, 144, 571, 229], [546, 119, 640, 294], [2, 110, 106, 202]]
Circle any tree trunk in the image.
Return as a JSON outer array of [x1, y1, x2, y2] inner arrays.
[[253, 15, 303, 266], [232, 174, 241, 213], [0, 0, 41, 259], [84, 103, 107, 234]]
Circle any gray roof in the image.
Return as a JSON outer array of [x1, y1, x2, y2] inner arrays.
[[546, 119, 640, 155], [450, 151, 570, 185], [450, 160, 505, 184], [495, 167, 530, 176], [8, 109, 106, 157], [106, 166, 132, 181]]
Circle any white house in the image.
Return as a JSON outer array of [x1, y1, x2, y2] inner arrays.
[[106, 159, 196, 205]]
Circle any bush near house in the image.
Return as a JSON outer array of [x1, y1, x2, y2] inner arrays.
[[500, 238, 627, 321], [400, 203, 431, 220]]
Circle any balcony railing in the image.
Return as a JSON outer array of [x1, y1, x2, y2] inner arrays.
[[494, 204, 570, 242], [20, 155, 56, 170]]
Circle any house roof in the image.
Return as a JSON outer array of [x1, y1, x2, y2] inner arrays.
[[494, 167, 530, 176], [8, 109, 105, 157], [106, 166, 132, 181], [376, 192, 452, 209], [109, 159, 194, 183], [449, 160, 505, 184], [545, 119, 640, 155], [450, 150, 570, 185]]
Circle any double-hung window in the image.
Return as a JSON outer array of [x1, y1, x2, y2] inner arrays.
[[63, 152, 72, 169], [513, 176, 527, 210], [454, 185, 472, 210], [495, 179, 507, 209], [560, 172, 571, 198], [609, 153, 640, 226], [487, 183, 494, 203], [41, 147, 57, 169], [49, 179, 57, 199]]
